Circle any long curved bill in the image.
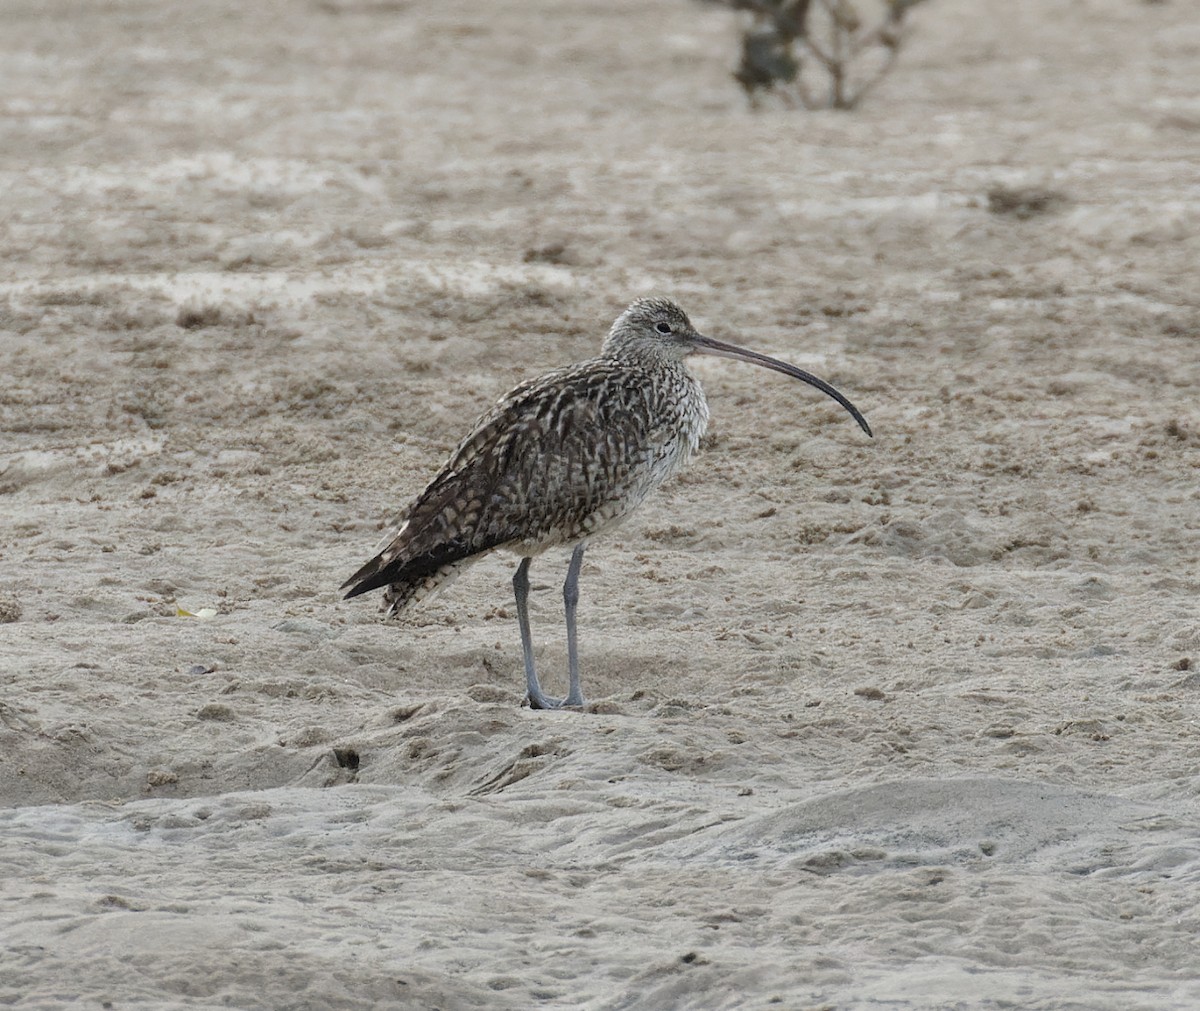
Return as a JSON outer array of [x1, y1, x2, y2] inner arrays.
[[690, 333, 873, 438]]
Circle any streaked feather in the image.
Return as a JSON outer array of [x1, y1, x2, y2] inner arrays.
[[340, 353, 709, 613]]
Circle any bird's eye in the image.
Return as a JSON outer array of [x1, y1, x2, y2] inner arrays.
[[654, 322, 672, 335]]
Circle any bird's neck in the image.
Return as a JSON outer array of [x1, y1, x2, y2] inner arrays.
[[600, 339, 690, 373]]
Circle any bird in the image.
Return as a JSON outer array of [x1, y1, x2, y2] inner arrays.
[[341, 297, 872, 710]]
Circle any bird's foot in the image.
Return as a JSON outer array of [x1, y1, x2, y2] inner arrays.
[[526, 690, 586, 711]]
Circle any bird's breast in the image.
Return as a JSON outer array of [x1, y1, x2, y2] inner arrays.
[[650, 370, 709, 476], [491, 362, 711, 555], [581, 367, 709, 519]]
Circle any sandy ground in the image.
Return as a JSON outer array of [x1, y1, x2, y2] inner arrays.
[[2, 0, 1199, 1007]]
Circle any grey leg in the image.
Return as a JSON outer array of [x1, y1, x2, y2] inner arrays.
[[562, 543, 586, 706], [513, 557, 561, 710]]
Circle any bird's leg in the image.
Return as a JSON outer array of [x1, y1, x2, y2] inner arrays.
[[562, 543, 586, 707], [513, 557, 561, 710]]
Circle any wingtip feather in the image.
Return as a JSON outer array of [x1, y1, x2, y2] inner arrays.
[[340, 555, 388, 599]]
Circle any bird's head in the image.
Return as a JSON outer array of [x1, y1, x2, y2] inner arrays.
[[602, 297, 702, 362], [601, 296, 873, 438]]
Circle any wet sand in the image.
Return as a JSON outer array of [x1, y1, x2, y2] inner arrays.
[[2, 1, 1199, 1007]]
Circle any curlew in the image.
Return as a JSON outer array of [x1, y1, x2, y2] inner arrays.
[[341, 297, 871, 710]]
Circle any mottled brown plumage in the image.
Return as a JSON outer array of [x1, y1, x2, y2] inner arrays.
[[342, 297, 871, 709]]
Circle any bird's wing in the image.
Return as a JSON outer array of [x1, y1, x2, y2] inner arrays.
[[342, 361, 651, 599]]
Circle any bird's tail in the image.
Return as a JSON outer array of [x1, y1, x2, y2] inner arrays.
[[341, 535, 487, 615], [380, 560, 471, 616]]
